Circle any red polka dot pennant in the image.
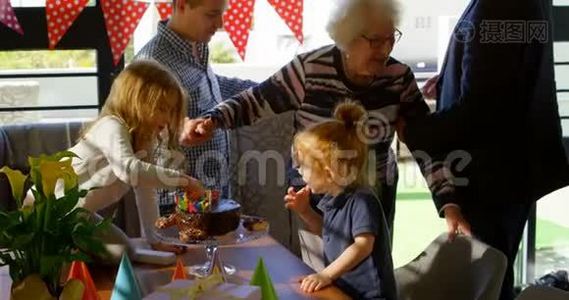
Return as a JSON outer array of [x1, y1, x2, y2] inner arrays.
[[223, 0, 255, 61], [46, 0, 90, 49], [155, 2, 172, 21], [101, 0, 149, 65], [267, 0, 303, 43], [0, 0, 24, 35]]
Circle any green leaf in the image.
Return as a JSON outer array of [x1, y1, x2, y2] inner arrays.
[[20, 205, 33, 222], [0, 210, 21, 228], [94, 216, 113, 232], [39, 255, 65, 279], [54, 188, 82, 217], [66, 252, 92, 263], [11, 232, 35, 249], [0, 167, 28, 208], [0, 151, 108, 286]]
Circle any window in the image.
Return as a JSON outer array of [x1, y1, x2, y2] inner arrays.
[[10, 0, 96, 8], [530, 0, 569, 284], [133, 0, 471, 82], [555, 41, 569, 135], [0, 4, 121, 124], [0, 50, 98, 124]]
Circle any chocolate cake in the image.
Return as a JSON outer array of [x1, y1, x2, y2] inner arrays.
[[155, 191, 241, 242]]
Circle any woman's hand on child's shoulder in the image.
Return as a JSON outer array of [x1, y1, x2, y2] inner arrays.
[[300, 272, 332, 293], [284, 186, 311, 215]]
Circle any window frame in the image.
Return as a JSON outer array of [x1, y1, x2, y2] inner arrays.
[[0, 3, 123, 113], [519, 2, 569, 286]]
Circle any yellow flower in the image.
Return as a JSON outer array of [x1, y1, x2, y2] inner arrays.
[[0, 166, 28, 208], [38, 159, 77, 198], [28, 151, 79, 198]]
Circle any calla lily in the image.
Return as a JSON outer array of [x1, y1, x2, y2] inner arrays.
[[28, 151, 79, 198], [0, 166, 28, 208], [38, 159, 78, 198], [2, 150, 109, 297]]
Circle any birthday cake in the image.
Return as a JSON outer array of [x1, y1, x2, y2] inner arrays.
[[155, 190, 241, 242]]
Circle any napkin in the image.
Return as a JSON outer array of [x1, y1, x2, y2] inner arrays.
[[143, 276, 261, 300]]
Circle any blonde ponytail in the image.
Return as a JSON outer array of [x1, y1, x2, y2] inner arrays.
[[333, 100, 367, 130], [293, 101, 370, 187]]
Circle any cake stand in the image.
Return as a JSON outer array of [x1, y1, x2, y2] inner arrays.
[[155, 215, 269, 278]]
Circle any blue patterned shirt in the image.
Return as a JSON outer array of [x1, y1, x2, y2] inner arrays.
[[135, 22, 256, 207]]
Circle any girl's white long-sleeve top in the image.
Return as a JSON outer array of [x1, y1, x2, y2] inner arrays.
[[69, 116, 187, 242]]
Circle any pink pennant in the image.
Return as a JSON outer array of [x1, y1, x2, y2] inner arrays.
[[0, 0, 24, 35], [155, 2, 172, 21], [222, 0, 255, 61], [267, 0, 303, 43], [46, 0, 90, 49], [101, 0, 149, 65]]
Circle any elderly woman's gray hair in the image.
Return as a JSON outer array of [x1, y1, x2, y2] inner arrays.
[[326, 0, 400, 50]]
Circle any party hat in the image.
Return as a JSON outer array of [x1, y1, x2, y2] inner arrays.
[[111, 253, 142, 300], [67, 261, 99, 300], [250, 257, 278, 300], [171, 258, 188, 280]]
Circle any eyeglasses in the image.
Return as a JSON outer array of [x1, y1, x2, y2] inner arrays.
[[361, 28, 403, 49]]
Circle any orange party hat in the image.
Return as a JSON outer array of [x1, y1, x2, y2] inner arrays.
[[171, 258, 188, 280], [67, 261, 99, 300]]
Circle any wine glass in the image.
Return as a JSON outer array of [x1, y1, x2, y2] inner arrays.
[[156, 214, 269, 277], [188, 238, 237, 277]]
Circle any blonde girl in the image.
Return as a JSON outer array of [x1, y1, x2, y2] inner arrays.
[[285, 101, 396, 299], [70, 60, 203, 256]]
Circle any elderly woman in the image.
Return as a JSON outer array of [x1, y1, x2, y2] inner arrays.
[[195, 0, 455, 238]]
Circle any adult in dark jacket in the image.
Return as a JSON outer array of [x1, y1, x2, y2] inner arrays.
[[402, 0, 569, 299]]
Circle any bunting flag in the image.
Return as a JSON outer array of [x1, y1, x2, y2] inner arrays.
[[0, 0, 24, 35], [267, 0, 303, 43], [46, 0, 90, 49], [66, 261, 99, 300], [155, 2, 172, 21], [101, 0, 148, 65], [222, 0, 255, 60]]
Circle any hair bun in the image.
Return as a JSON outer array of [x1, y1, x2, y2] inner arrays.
[[333, 101, 366, 129]]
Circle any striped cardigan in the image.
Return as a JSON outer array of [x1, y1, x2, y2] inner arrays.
[[207, 45, 455, 205]]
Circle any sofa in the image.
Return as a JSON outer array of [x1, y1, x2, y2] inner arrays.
[[0, 113, 302, 254]]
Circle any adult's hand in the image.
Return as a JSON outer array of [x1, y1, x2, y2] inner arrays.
[[444, 205, 472, 242], [421, 74, 439, 100], [179, 117, 215, 146]]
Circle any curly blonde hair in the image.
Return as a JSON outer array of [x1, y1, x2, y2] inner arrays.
[[293, 101, 370, 187]]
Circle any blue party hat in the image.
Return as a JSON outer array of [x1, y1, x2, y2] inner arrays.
[[111, 253, 142, 300]]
